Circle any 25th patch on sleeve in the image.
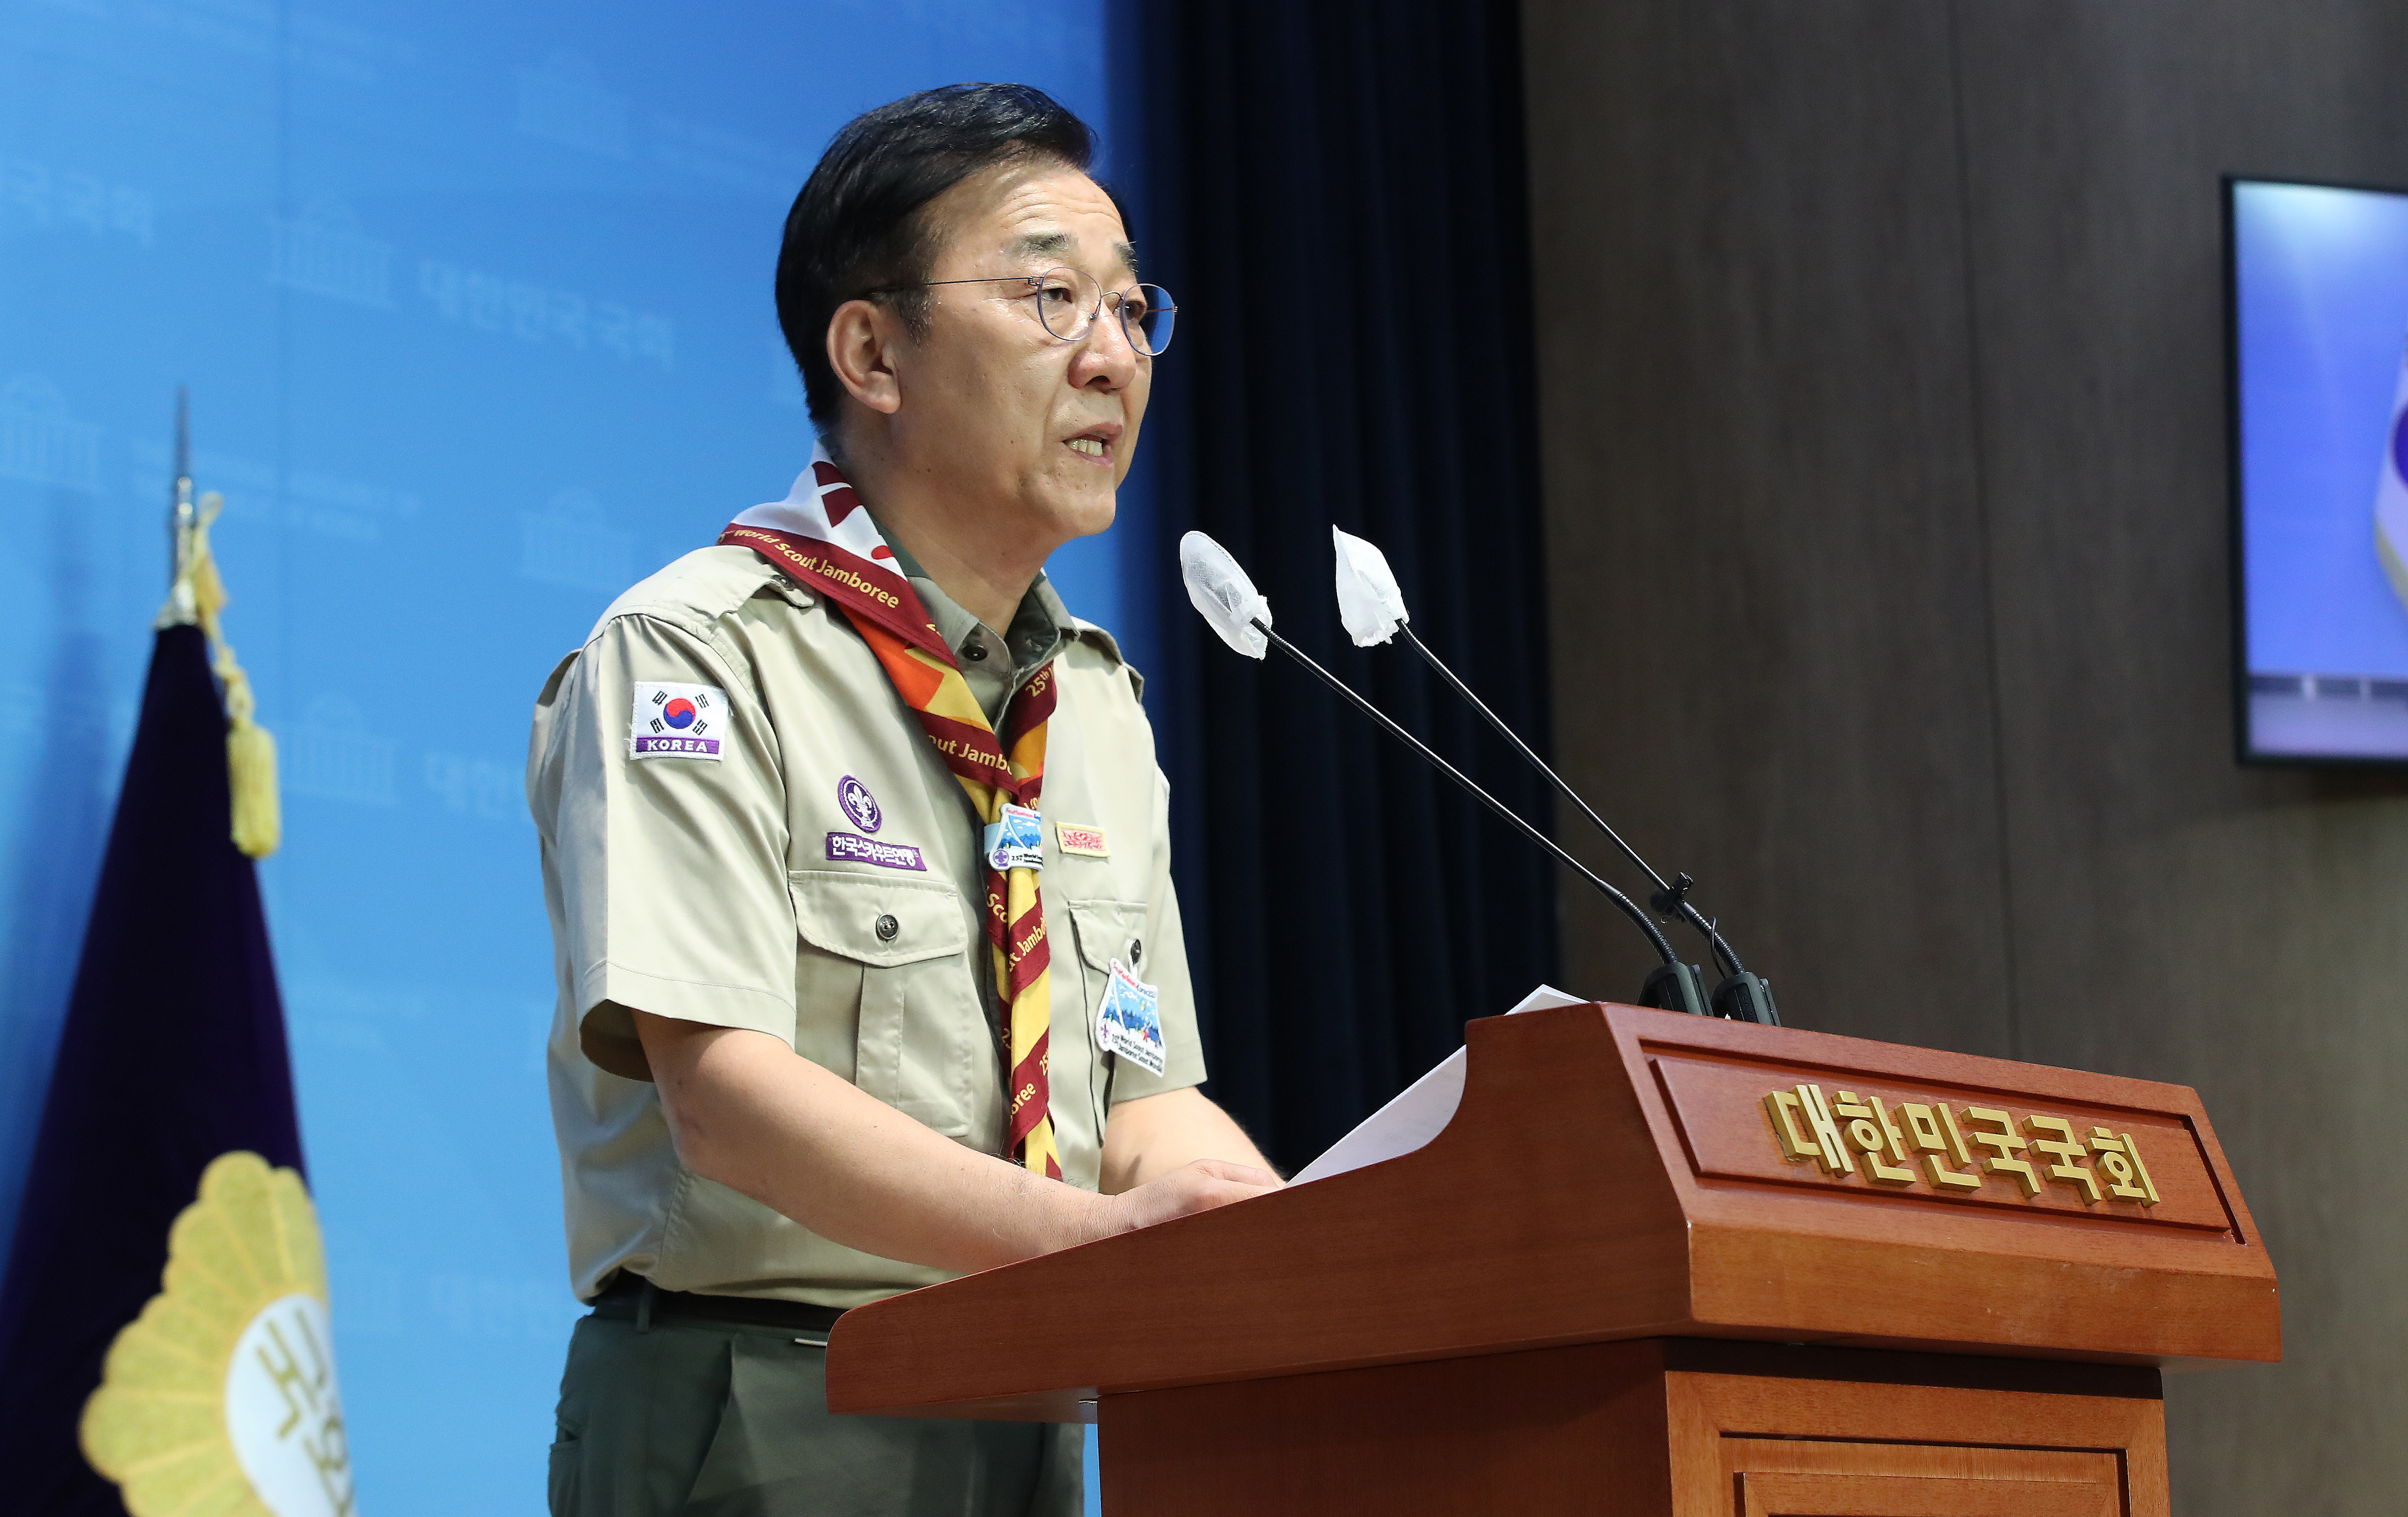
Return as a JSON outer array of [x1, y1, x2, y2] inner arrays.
[[630, 682, 725, 760]]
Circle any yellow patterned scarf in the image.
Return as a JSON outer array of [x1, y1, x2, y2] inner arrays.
[[721, 448, 1060, 1176]]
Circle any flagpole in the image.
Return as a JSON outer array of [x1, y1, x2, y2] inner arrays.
[[170, 386, 192, 586]]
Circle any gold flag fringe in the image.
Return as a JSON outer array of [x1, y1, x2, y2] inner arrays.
[[161, 493, 281, 859]]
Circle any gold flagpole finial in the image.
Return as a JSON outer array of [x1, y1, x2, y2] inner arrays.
[[155, 391, 282, 858]]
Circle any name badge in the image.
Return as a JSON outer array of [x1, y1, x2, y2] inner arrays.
[[982, 803, 1045, 872], [1097, 959, 1167, 1076]]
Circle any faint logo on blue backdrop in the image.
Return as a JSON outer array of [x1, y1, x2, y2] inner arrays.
[[332, 1268, 577, 1344], [287, 978, 425, 1056], [424, 752, 519, 822], [0, 153, 154, 246], [429, 1272, 583, 1342], [651, 113, 801, 202], [0, 377, 104, 494], [0, 680, 131, 755], [282, 467, 421, 541], [26, 0, 418, 84], [512, 49, 802, 200], [129, 441, 422, 544], [270, 198, 395, 309], [517, 51, 631, 158], [420, 260, 673, 368], [288, 698, 399, 807], [521, 487, 638, 595]]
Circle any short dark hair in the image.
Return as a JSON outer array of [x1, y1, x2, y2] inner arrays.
[[776, 84, 1097, 429]]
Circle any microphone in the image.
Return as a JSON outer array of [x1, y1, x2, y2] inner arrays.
[[1331, 527, 1779, 1026], [1180, 531, 1689, 993]]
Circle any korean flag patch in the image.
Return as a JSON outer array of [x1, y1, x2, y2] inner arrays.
[[630, 681, 727, 760]]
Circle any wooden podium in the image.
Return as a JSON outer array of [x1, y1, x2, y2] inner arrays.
[[825, 1004, 2279, 1514]]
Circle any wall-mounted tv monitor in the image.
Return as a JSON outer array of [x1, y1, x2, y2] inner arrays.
[[2227, 176, 2408, 764]]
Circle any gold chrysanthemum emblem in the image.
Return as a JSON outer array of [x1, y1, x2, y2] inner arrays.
[[81, 1150, 358, 1516]]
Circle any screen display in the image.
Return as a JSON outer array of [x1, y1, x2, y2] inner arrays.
[[2230, 176, 2408, 762]]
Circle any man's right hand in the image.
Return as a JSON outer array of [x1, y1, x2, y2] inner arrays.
[[1085, 1159, 1282, 1242]]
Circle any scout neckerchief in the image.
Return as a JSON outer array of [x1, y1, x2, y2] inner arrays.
[[721, 444, 1061, 1179]]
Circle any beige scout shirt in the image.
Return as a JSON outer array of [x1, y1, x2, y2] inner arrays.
[[528, 535, 1206, 1308]]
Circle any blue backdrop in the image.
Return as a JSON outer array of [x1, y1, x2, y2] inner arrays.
[[0, 3, 1143, 1509]]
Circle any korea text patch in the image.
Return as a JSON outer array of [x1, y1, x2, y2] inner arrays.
[[630, 681, 726, 760]]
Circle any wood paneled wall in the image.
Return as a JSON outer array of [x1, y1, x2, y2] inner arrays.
[[1520, 3, 2408, 1509]]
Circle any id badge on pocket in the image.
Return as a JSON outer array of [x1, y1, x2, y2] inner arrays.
[[982, 803, 1045, 872], [1096, 958, 1167, 1076]]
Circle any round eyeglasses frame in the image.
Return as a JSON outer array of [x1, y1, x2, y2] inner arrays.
[[858, 267, 1177, 356]]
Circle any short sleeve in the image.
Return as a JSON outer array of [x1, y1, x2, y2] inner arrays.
[[533, 612, 796, 1079], [1109, 765, 1208, 1101]]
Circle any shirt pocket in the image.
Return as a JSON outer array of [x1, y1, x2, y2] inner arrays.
[[789, 870, 980, 1141], [1064, 899, 1152, 1135]]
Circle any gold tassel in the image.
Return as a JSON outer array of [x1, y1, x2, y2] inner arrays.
[[167, 494, 281, 858], [223, 678, 281, 860]]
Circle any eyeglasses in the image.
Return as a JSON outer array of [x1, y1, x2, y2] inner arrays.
[[860, 267, 1177, 356]]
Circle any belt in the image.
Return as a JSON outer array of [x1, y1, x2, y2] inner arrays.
[[589, 1275, 847, 1336]]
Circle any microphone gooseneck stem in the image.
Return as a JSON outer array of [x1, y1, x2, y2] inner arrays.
[[1398, 623, 1748, 981], [1255, 621, 1679, 967]]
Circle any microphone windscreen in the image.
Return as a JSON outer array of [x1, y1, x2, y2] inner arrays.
[[1332, 527, 1409, 647], [1179, 531, 1271, 659]]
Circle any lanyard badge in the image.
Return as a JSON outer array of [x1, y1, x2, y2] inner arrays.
[[1097, 959, 1166, 1076], [982, 802, 1045, 872]]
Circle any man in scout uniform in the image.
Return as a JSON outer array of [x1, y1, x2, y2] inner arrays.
[[527, 84, 1279, 1516]]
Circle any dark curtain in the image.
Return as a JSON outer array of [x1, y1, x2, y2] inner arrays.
[[1119, 1, 1561, 1173]]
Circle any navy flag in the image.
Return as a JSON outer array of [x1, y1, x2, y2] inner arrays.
[[0, 496, 353, 1515]]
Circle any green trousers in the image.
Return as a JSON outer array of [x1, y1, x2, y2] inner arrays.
[[548, 1309, 1085, 1517]]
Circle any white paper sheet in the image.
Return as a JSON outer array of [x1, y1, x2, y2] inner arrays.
[[1287, 984, 1587, 1185]]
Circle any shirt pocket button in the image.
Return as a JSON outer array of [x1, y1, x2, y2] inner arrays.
[[875, 914, 900, 942]]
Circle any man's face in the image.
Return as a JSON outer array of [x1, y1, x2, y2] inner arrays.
[[886, 161, 1149, 547]]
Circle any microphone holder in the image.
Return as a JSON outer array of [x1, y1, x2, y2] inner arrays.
[[1250, 619, 1693, 997], [1396, 625, 1778, 1026]]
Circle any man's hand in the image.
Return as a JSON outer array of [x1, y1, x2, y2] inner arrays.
[[630, 1008, 1276, 1274], [1093, 1158, 1283, 1237], [1100, 1085, 1280, 1194]]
